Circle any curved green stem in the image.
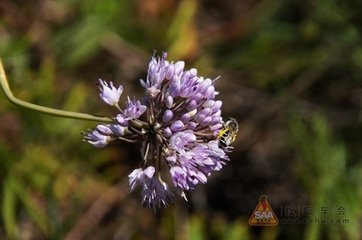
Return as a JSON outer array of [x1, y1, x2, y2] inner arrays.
[[0, 57, 113, 123]]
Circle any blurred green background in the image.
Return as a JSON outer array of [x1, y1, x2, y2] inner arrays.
[[0, 0, 362, 239]]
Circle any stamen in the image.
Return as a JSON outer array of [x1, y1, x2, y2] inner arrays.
[[143, 141, 150, 161], [118, 136, 138, 143]]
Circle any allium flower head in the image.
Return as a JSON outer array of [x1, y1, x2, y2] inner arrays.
[[83, 52, 235, 209]]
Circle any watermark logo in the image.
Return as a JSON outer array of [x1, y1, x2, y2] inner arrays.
[[249, 195, 279, 226], [279, 205, 349, 224]]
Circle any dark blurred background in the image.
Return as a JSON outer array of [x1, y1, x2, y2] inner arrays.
[[0, 0, 361, 239]]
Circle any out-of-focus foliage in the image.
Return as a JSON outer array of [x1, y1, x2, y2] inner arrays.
[[290, 115, 361, 240], [0, 0, 361, 239]]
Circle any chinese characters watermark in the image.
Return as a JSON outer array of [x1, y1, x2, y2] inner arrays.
[[279, 204, 349, 225], [249, 196, 350, 226]]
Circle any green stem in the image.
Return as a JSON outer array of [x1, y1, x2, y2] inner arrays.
[[0, 57, 113, 123]]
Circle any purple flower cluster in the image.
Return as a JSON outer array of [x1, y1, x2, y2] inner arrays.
[[83, 52, 233, 209]]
